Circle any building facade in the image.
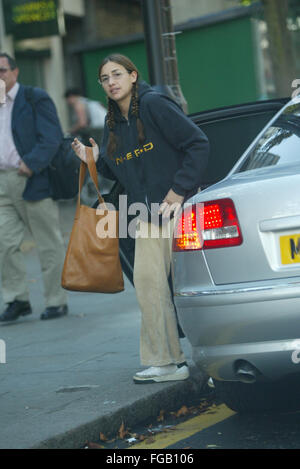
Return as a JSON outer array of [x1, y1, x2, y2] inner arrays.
[[0, 0, 86, 130], [1, 0, 299, 128]]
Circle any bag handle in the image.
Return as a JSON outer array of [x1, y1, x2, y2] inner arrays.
[[77, 147, 107, 209]]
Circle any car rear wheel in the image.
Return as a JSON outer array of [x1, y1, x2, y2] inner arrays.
[[214, 377, 300, 414]]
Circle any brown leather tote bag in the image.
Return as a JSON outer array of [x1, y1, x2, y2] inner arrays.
[[61, 147, 124, 293]]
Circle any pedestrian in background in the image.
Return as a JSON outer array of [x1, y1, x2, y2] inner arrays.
[[72, 54, 209, 383], [65, 87, 110, 202], [0, 52, 68, 322], [65, 88, 106, 146]]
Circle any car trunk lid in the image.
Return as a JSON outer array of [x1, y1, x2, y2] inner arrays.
[[202, 167, 300, 284]]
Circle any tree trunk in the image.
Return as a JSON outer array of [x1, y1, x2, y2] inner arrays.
[[262, 0, 296, 97]]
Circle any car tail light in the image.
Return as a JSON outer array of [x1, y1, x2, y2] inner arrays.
[[173, 198, 243, 251]]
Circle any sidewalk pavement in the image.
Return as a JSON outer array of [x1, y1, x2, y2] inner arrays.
[[0, 200, 206, 449]]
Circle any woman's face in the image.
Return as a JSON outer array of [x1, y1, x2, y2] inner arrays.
[[99, 61, 137, 106]]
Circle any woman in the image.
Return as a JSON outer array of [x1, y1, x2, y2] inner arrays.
[[72, 54, 209, 384]]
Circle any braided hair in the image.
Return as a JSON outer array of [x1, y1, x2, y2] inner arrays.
[[99, 54, 145, 159]]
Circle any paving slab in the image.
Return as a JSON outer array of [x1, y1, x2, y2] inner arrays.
[[0, 200, 205, 449]]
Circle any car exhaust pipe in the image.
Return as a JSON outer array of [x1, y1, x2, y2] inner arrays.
[[235, 361, 258, 384]]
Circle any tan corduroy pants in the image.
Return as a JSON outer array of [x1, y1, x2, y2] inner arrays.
[[133, 218, 185, 367], [0, 170, 67, 307]]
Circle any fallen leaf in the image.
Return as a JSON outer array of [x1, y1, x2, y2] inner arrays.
[[99, 432, 108, 442], [176, 405, 189, 417], [85, 441, 105, 449], [118, 421, 129, 439]]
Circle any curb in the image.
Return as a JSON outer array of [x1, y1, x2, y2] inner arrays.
[[32, 367, 206, 449]]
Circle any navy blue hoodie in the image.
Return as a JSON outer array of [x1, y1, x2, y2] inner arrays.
[[97, 81, 209, 208]]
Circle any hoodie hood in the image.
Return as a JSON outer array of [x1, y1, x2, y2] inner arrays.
[[137, 80, 153, 100]]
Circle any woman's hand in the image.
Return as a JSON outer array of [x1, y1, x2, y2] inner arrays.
[[71, 137, 99, 163], [158, 188, 184, 219]]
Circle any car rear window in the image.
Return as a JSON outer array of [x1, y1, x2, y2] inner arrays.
[[236, 102, 300, 172]]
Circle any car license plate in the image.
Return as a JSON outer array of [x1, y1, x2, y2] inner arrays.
[[280, 234, 300, 265]]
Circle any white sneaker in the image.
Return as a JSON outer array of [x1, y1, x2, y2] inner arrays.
[[133, 362, 189, 384]]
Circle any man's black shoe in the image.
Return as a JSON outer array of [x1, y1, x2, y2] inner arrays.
[[0, 300, 32, 322], [40, 305, 68, 320]]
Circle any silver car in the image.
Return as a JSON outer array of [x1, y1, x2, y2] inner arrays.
[[172, 96, 300, 412]]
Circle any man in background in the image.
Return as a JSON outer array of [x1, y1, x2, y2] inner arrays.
[[65, 88, 110, 202], [64, 88, 106, 145], [0, 52, 68, 322]]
